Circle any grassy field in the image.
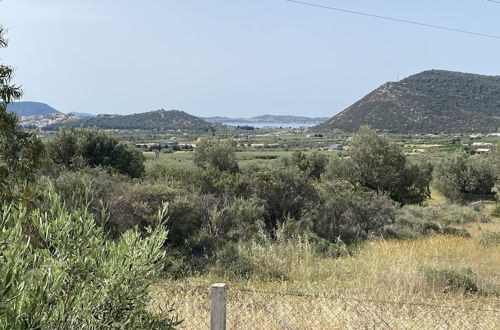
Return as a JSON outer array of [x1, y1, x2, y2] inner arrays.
[[150, 202, 500, 328], [151, 220, 500, 328]]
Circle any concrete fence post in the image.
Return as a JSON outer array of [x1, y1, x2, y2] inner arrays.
[[211, 283, 227, 330]]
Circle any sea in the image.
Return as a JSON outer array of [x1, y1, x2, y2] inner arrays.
[[223, 122, 316, 129]]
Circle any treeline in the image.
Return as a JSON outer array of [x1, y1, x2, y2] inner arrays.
[[37, 127, 500, 266]]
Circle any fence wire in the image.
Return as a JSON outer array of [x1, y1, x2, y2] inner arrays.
[[153, 285, 500, 329]]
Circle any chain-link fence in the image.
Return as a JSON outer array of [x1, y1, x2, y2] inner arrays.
[[152, 284, 500, 329]]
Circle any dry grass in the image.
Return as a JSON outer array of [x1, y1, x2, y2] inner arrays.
[[426, 187, 449, 205], [150, 220, 500, 328]]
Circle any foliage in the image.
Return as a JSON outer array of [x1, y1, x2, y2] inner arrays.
[[389, 204, 489, 239], [0, 26, 44, 204], [194, 137, 239, 173], [422, 267, 495, 295], [311, 180, 397, 242], [478, 232, 500, 246], [45, 109, 215, 131], [248, 162, 317, 232], [492, 142, 500, 180], [433, 152, 497, 203], [348, 126, 431, 204], [282, 150, 328, 179], [46, 128, 145, 178], [317, 69, 500, 133], [491, 204, 500, 218], [0, 191, 179, 329]]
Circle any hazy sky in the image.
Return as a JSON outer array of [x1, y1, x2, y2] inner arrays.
[[1, 0, 499, 117]]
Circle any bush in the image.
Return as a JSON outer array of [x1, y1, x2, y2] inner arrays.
[[392, 205, 485, 239], [423, 267, 492, 295], [491, 204, 500, 218], [433, 152, 497, 203], [214, 243, 254, 278], [282, 150, 328, 179], [49, 167, 124, 216], [46, 128, 145, 178], [194, 137, 239, 173], [248, 162, 317, 232], [0, 27, 45, 204], [478, 232, 500, 245], [0, 190, 179, 328], [218, 197, 266, 241], [348, 126, 431, 205], [442, 226, 471, 238], [104, 181, 201, 243], [311, 180, 397, 242]]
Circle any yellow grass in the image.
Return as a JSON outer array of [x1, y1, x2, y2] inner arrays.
[[150, 220, 500, 328]]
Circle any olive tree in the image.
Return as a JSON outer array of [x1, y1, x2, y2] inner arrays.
[[433, 152, 497, 203], [283, 150, 328, 179], [349, 126, 431, 205], [0, 26, 44, 203], [194, 137, 239, 173], [46, 128, 145, 178]]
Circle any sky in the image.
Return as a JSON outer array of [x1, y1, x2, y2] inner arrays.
[[1, 0, 499, 117]]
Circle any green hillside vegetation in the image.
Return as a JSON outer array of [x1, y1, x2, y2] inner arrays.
[[45, 109, 216, 132], [317, 70, 500, 134]]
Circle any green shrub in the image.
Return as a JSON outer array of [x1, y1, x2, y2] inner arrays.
[[46, 128, 145, 178], [348, 126, 431, 205], [393, 204, 487, 239], [105, 181, 201, 243], [194, 137, 239, 173], [0, 190, 179, 328], [491, 204, 500, 218], [423, 267, 493, 295], [442, 226, 471, 238], [248, 162, 318, 232], [478, 232, 500, 245], [0, 27, 45, 205], [49, 167, 123, 216], [312, 180, 397, 242], [433, 152, 497, 203], [282, 150, 328, 179], [214, 243, 254, 278]]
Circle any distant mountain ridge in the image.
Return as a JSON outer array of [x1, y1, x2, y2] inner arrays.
[[316, 70, 500, 134], [7, 101, 61, 116], [45, 109, 216, 131], [205, 114, 328, 124]]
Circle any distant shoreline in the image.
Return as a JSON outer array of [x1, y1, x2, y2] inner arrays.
[[223, 122, 316, 128]]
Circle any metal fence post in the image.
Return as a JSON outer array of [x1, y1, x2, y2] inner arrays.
[[211, 283, 227, 330]]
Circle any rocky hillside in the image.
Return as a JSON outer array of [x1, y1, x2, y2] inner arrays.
[[316, 70, 500, 133], [44, 109, 216, 131]]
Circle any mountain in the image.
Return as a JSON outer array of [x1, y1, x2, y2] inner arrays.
[[316, 70, 500, 134], [205, 115, 328, 124], [7, 101, 61, 116], [44, 109, 216, 131]]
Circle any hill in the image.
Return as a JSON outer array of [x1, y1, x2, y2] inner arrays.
[[7, 101, 61, 116], [44, 109, 216, 131], [205, 115, 328, 124], [316, 70, 500, 134]]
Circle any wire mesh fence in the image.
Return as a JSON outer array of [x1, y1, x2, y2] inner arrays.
[[152, 284, 500, 329]]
